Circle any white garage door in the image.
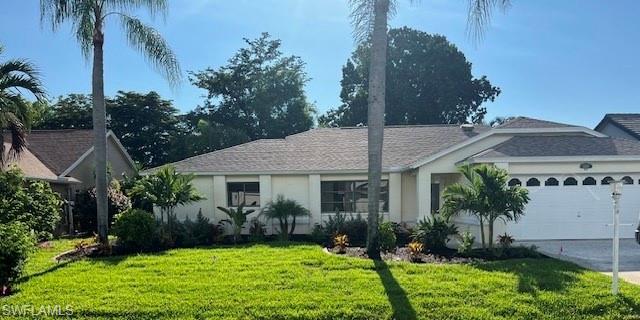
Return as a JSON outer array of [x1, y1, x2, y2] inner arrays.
[[508, 176, 640, 240]]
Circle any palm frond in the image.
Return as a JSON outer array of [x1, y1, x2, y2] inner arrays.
[[349, 0, 395, 44], [0, 61, 46, 101], [119, 14, 182, 86], [40, 0, 96, 58], [467, 0, 511, 43], [104, 0, 168, 20]]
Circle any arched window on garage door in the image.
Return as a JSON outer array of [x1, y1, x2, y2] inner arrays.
[[526, 178, 540, 187], [563, 177, 578, 186], [622, 176, 634, 185], [545, 177, 559, 186], [601, 176, 614, 185], [508, 178, 521, 187], [582, 177, 597, 185]]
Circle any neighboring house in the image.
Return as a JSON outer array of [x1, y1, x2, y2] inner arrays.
[[595, 113, 640, 141], [4, 130, 135, 230], [159, 117, 640, 241]]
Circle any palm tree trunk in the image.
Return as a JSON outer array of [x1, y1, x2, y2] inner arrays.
[[92, 23, 109, 246], [488, 217, 494, 250], [365, 0, 389, 260], [479, 216, 485, 249]]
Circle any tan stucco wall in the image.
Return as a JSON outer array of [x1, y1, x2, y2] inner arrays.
[[68, 137, 134, 192], [401, 171, 417, 223]]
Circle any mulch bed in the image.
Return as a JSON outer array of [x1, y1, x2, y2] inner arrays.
[[326, 246, 482, 264]]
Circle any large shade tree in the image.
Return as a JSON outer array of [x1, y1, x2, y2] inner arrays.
[[189, 33, 315, 142], [319, 27, 501, 127], [40, 0, 181, 245], [0, 45, 46, 166], [349, 0, 511, 259]]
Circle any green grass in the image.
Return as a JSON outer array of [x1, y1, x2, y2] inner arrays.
[[3, 239, 640, 319]]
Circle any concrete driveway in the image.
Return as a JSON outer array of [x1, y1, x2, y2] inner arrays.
[[519, 239, 640, 284]]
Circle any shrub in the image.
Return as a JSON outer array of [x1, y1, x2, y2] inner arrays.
[[310, 224, 328, 245], [74, 180, 132, 233], [112, 209, 156, 252], [190, 210, 223, 245], [0, 167, 62, 240], [0, 222, 36, 295], [457, 231, 475, 255], [412, 215, 458, 253], [391, 222, 413, 246], [323, 212, 347, 238], [334, 234, 349, 254], [378, 221, 397, 252], [249, 218, 267, 242], [342, 214, 367, 247], [261, 195, 309, 241]]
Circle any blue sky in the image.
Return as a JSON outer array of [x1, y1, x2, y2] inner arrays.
[[1, 0, 639, 127]]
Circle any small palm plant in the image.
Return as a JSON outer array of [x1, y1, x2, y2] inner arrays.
[[441, 164, 529, 250], [217, 202, 255, 244], [261, 195, 309, 241]]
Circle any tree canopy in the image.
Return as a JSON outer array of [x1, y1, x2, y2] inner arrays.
[[319, 27, 500, 127], [189, 33, 315, 141]]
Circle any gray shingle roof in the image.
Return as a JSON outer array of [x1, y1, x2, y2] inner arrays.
[[26, 130, 94, 175], [497, 117, 575, 129], [596, 114, 640, 139], [168, 125, 489, 173], [471, 136, 640, 159]]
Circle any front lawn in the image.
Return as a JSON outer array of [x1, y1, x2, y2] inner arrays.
[[4, 239, 640, 319]]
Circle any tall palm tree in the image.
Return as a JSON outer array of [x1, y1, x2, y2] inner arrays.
[[0, 45, 46, 167], [348, 0, 510, 259], [40, 0, 181, 245]]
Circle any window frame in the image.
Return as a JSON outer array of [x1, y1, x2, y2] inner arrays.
[[320, 180, 389, 214], [227, 182, 261, 207]]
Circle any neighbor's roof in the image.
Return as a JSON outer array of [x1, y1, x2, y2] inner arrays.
[[167, 125, 490, 173], [26, 130, 94, 175], [470, 135, 640, 159], [496, 116, 576, 129], [595, 114, 640, 140], [3, 142, 59, 180]]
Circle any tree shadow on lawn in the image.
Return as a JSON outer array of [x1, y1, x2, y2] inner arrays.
[[16, 260, 74, 286], [474, 258, 583, 294], [374, 260, 417, 320]]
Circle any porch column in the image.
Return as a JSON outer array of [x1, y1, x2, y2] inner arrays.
[[389, 172, 402, 223], [259, 175, 273, 234], [212, 175, 226, 221], [308, 174, 321, 226], [416, 166, 431, 222]]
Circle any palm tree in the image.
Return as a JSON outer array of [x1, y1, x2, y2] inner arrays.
[[261, 195, 310, 241], [441, 164, 529, 249], [40, 0, 181, 245], [130, 166, 203, 224], [217, 202, 255, 244], [0, 45, 46, 166], [348, 0, 511, 259]]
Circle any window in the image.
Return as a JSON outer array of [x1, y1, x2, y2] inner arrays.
[[508, 178, 522, 187], [601, 176, 614, 185], [227, 182, 260, 207], [526, 178, 540, 187], [321, 180, 388, 213], [563, 177, 578, 186], [622, 176, 634, 185], [582, 177, 596, 185], [431, 183, 440, 214], [545, 177, 559, 186]]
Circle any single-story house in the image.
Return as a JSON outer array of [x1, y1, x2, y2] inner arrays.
[[4, 129, 135, 230], [595, 113, 640, 141], [163, 117, 640, 241]]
